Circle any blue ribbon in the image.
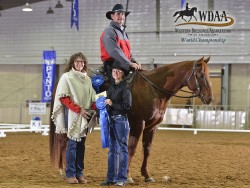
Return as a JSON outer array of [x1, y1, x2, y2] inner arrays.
[[71, 0, 79, 30], [91, 75, 104, 94], [96, 96, 109, 148]]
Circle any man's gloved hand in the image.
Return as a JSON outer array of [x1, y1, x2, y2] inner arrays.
[[130, 62, 141, 70]]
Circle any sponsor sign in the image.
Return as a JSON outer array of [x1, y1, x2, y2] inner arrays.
[[173, 1, 235, 44]]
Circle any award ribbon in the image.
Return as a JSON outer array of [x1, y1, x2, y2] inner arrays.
[[91, 75, 104, 94], [96, 96, 109, 148]]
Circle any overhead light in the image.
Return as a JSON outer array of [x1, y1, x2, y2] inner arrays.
[[55, 0, 63, 8], [22, 2, 33, 12], [47, 7, 54, 14]]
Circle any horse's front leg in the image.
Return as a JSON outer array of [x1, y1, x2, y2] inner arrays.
[[141, 126, 157, 182], [127, 135, 140, 183], [127, 121, 144, 183]]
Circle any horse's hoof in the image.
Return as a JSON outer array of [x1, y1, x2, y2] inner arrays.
[[59, 169, 66, 179], [144, 177, 155, 182], [126, 177, 135, 184]]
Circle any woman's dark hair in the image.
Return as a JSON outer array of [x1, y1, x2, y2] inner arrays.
[[64, 52, 88, 73]]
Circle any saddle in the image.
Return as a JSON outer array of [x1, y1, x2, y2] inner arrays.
[[87, 66, 108, 81]]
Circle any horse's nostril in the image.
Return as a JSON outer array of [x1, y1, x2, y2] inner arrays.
[[207, 96, 213, 104], [209, 96, 213, 102]]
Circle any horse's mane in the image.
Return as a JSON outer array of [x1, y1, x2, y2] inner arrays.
[[141, 60, 193, 77]]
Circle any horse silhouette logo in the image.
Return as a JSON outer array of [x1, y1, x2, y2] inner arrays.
[[173, 2, 197, 22]]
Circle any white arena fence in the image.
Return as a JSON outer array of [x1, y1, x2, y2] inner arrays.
[[161, 104, 250, 134], [0, 103, 249, 137], [0, 124, 49, 137]]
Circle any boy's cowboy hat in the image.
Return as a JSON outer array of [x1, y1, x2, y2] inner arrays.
[[106, 4, 130, 20], [112, 60, 130, 77], [112, 60, 126, 72]]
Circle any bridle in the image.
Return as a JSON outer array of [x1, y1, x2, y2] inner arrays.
[[183, 61, 201, 96], [136, 61, 207, 99], [186, 61, 210, 102]]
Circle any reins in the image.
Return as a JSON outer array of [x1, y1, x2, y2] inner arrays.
[[136, 62, 200, 99]]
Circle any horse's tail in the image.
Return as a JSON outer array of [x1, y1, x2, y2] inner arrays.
[[49, 82, 67, 170], [173, 11, 179, 17]]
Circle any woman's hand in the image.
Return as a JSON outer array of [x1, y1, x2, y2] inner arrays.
[[105, 99, 112, 106], [80, 108, 91, 119]]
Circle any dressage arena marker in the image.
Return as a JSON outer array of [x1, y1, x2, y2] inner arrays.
[[1, 124, 250, 138], [0, 123, 49, 137]]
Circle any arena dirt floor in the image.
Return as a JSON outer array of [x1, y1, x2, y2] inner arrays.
[[1, 130, 250, 188]]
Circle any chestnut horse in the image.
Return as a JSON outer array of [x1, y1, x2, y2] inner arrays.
[[49, 57, 213, 182]]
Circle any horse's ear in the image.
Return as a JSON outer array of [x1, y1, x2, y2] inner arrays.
[[204, 57, 210, 63], [198, 56, 204, 62]]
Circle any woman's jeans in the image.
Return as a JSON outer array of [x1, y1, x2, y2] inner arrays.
[[107, 115, 130, 183], [65, 137, 86, 178]]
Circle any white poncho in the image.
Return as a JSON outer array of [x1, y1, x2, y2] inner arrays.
[[51, 68, 96, 141]]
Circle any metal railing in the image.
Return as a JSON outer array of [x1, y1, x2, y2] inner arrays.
[[0, 103, 249, 131]]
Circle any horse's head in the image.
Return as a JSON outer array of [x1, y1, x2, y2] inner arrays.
[[186, 57, 213, 104], [191, 7, 197, 13]]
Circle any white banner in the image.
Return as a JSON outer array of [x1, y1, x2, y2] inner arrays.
[[29, 103, 46, 115]]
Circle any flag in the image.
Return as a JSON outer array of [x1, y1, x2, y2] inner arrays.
[[181, 0, 186, 9], [71, 0, 79, 30], [41, 51, 56, 102]]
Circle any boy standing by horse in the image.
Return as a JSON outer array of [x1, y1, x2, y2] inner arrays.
[[100, 60, 132, 186]]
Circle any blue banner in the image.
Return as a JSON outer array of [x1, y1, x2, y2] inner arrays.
[[181, 0, 186, 9], [71, 0, 79, 30], [41, 51, 56, 102]]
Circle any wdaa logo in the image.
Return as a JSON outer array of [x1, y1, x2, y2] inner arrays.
[[173, 2, 235, 27]]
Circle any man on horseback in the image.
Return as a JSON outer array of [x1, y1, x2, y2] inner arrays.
[[100, 3, 141, 83], [186, 2, 190, 11]]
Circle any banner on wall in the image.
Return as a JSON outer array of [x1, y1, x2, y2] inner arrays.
[[181, 0, 186, 9], [71, 0, 79, 30], [41, 51, 56, 102]]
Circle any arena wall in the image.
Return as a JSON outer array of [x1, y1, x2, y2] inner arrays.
[[0, 0, 250, 123]]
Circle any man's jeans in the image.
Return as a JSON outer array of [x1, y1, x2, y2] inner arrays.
[[65, 137, 86, 178], [107, 115, 130, 183]]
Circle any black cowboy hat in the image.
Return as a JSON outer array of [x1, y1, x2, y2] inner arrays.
[[112, 60, 126, 72], [106, 4, 130, 20]]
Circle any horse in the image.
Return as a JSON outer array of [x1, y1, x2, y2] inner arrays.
[[173, 7, 197, 22], [49, 57, 213, 182]]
